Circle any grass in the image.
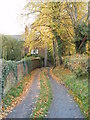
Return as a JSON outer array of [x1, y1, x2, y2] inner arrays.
[[52, 66, 88, 118], [32, 69, 52, 118], [2, 81, 23, 108], [2, 74, 31, 112]]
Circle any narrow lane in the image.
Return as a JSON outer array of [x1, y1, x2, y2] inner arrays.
[[6, 68, 85, 119], [7, 71, 40, 118], [47, 69, 84, 118]]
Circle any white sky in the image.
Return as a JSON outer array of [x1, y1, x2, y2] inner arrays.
[[0, 0, 88, 35], [0, 0, 35, 35]]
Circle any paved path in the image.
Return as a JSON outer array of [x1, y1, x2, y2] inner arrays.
[[5, 68, 85, 119], [6, 71, 40, 118], [47, 69, 84, 118]]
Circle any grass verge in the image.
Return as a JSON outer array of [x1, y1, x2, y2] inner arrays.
[[50, 66, 88, 118], [32, 69, 52, 118], [1, 69, 37, 118]]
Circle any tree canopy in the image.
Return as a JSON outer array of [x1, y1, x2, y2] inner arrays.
[[24, 1, 88, 66]]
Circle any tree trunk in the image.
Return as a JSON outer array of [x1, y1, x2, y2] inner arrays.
[[74, 1, 78, 53], [44, 43, 47, 67], [59, 56, 63, 65], [53, 40, 56, 68], [56, 38, 63, 65]]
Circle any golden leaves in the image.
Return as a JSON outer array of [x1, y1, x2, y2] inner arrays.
[[32, 68, 52, 118], [1, 69, 40, 119]]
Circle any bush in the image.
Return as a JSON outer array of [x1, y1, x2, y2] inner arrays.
[[75, 67, 88, 78], [63, 55, 88, 77], [75, 67, 83, 77], [64, 58, 69, 68]]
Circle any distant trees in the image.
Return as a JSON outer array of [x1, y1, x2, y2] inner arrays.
[[1, 35, 25, 61]]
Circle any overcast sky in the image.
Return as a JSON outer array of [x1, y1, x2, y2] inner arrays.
[[0, 0, 35, 35], [0, 0, 88, 35]]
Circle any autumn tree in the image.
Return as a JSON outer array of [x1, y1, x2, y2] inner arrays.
[[65, 2, 88, 53], [24, 1, 88, 67]]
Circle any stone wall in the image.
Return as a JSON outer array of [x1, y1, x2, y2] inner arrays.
[[17, 63, 25, 81], [2, 58, 41, 96], [4, 70, 16, 95]]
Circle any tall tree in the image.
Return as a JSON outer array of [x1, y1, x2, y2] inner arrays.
[[24, 1, 88, 67], [65, 2, 88, 53]]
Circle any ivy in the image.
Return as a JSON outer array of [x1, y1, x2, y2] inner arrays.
[[22, 60, 27, 75], [2, 57, 41, 97], [24, 57, 31, 73], [53, 30, 63, 64], [75, 22, 88, 54]]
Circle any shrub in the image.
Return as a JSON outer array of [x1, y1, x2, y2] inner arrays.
[[75, 67, 87, 78], [64, 58, 69, 68], [63, 55, 88, 77], [75, 67, 83, 77]]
